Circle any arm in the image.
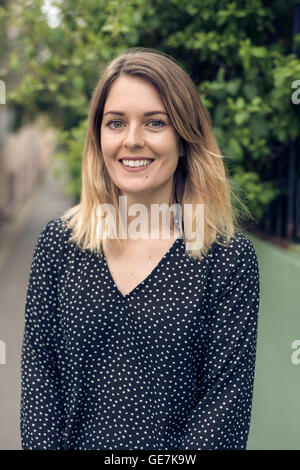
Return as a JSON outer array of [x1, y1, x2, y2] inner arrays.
[[178, 234, 260, 450], [20, 221, 65, 450]]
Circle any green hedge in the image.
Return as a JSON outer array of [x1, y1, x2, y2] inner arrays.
[[4, 0, 300, 218]]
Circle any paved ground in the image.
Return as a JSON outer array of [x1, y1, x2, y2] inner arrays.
[[0, 162, 74, 450]]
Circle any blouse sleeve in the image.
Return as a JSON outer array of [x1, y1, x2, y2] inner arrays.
[[178, 234, 260, 450], [20, 221, 65, 450]]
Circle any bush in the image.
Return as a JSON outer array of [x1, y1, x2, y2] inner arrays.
[[5, 0, 300, 220]]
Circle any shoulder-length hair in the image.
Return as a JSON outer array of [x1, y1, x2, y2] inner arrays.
[[61, 47, 254, 261]]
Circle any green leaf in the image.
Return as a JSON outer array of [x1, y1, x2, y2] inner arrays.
[[227, 79, 241, 96], [228, 138, 244, 160], [213, 103, 227, 125], [243, 83, 257, 100], [234, 111, 250, 125], [251, 46, 267, 58], [236, 97, 245, 109]]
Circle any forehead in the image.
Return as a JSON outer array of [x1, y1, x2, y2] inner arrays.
[[103, 75, 165, 110]]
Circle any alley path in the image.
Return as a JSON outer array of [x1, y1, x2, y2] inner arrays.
[[0, 163, 74, 449]]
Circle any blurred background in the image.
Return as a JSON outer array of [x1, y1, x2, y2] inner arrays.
[[0, 0, 300, 450]]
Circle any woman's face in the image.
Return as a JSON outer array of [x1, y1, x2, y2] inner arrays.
[[100, 75, 184, 203]]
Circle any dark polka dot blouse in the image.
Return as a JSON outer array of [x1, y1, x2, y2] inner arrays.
[[20, 217, 260, 450]]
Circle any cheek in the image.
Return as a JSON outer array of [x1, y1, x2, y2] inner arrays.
[[153, 136, 177, 155], [101, 131, 115, 157], [162, 139, 180, 162]]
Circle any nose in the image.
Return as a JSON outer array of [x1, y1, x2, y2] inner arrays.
[[124, 122, 144, 149]]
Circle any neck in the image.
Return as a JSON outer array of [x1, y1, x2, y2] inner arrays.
[[118, 188, 178, 240]]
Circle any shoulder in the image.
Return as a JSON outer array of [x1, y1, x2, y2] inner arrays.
[[34, 216, 72, 270], [42, 216, 71, 240], [213, 230, 258, 265], [37, 216, 70, 247], [209, 231, 259, 293]]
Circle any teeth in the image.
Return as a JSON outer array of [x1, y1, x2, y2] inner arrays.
[[121, 159, 153, 168]]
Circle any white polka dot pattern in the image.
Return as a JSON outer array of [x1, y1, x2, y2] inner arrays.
[[20, 217, 260, 450]]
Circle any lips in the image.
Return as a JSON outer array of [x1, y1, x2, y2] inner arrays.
[[119, 159, 155, 172], [118, 157, 155, 161]]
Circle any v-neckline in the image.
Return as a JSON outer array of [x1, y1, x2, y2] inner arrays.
[[102, 235, 182, 299]]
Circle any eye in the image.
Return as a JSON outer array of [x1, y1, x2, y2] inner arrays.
[[105, 119, 123, 129], [104, 119, 167, 130], [148, 119, 166, 129]]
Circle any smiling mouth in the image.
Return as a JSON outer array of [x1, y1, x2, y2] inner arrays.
[[119, 159, 155, 168]]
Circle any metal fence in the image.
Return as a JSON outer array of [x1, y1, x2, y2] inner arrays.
[[254, 139, 300, 245], [249, 5, 300, 246]]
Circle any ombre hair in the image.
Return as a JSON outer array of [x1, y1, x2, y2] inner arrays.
[[61, 47, 254, 261]]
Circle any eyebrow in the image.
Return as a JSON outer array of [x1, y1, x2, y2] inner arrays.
[[103, 111, 168, 117]]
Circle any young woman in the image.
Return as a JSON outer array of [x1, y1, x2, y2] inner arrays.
[[20, 47, 260, 450]]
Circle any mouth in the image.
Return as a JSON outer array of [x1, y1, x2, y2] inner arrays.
[[118, 158, 155, 171]]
